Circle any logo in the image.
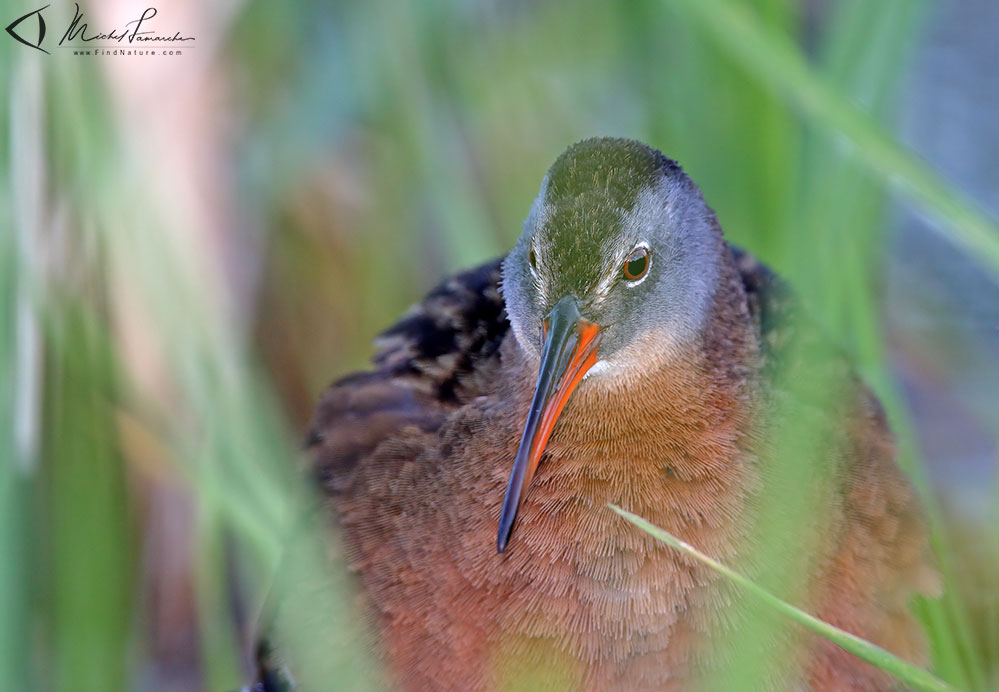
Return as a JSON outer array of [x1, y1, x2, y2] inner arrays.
[[5, 5, 50, 54], [5, 3, 195, 56]]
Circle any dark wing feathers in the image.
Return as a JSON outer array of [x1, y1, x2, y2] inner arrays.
[[730, 245, 797, 364], [304, 257, 509, 492], [369, 258, 508, 402]]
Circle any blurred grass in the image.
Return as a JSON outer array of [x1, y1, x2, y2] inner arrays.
[[1, 90, 27, 691], [665, 0, 999, 275], [3, 0, 997, 690], [44, 302, 133, 692]]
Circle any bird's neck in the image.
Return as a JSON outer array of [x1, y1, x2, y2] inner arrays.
[[503, 249, 762, 551], [557, 250, 760, 480]]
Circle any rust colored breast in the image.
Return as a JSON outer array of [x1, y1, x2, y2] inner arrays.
[[335, 324, 760, 691]]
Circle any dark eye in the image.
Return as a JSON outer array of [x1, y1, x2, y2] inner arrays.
[[623, 247, 650, 281], [529, 246, 538, 271]]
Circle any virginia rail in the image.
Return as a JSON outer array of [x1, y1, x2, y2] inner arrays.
[[259, 138, 938, 691]]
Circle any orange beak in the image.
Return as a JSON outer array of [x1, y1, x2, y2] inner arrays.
[[497, 296, 601, 553]]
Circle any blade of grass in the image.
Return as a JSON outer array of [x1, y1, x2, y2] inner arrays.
[[45, 304, 133, 692], [609, 504, 959, 692], [662, 0, 999, 277], [989, 458, 999, 688], [0, 167, 29, 692], [1, 50, 35, 692], [194, 497, 244, 692]]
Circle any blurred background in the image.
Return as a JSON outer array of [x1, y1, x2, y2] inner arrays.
[[1, 0, 996, 690]]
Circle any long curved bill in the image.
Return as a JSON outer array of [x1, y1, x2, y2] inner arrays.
[[497, 296, 601, 553]]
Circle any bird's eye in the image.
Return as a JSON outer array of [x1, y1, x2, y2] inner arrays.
[[529, 246, 538, 272], [623, 247, 650, 281]]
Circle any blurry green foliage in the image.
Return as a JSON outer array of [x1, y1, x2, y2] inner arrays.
[[2, 0, 996, 689]]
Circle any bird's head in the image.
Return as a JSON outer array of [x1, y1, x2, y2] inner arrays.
[[497, 137, 724, 552]]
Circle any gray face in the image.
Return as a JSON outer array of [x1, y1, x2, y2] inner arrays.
[[502, 138, 723, 375]]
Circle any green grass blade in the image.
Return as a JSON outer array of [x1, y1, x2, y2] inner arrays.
[[0, 156, 29, 692], [662, 0, 999, 277], [46, 306, 133, 692], [609, 504, 959, 692]]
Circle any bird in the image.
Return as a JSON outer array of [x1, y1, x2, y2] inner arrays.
[[256, 137, 939, 691]]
